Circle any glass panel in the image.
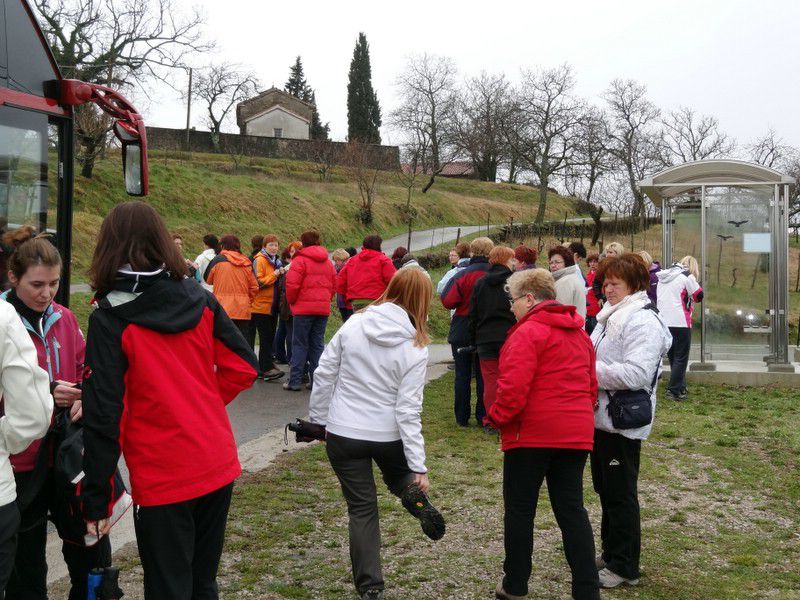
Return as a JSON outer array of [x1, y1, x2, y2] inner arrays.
[[704, 186, 773, 361], [669, 196, 703, 360]]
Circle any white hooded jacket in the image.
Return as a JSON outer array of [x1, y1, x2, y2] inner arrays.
[[309, 302, 428, 473], [0, 301, 54, 507]]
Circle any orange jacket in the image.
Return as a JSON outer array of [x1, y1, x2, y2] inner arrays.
[[207, 250, 259, 320], [251, 253, 280, 314]]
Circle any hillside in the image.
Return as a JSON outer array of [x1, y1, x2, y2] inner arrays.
[[71, 151, 578, 279]]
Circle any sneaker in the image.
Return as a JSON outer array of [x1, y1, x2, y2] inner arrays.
[[446, 363, 456, 371], [263, 368, 285, 381], [664, 390, 680, 401], [283, 382, 302, 392], [361, 589, 384, 600], [598, 568, 639, 588], [495, 583, 526, 599], [483, 425, 496, 435], [400, 484, 445, 540], [678, 389, 689, 401], [595, 556, 607, 570]]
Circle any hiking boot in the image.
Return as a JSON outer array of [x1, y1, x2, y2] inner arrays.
[[595, 556, 607, 570], [678, 389, 689, 401], [664, 390, 680, 401], [283, 382, 302, 392], [263, 368, 284, 381], [495, 583, 526, 599], [361, 589, 384, 600], [598, 567, 639, 588], [400, 484, 445, 540]]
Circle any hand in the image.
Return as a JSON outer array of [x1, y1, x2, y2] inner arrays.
[[85, 518, 111, 537], [53, 381, 82, 408], [69, 400, 83, 422], [413, 472, 430, 494]]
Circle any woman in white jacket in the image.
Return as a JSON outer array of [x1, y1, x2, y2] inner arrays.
[[549, 245, 587, 320], [590, 254, 671, 590], [309, 268, 445, 600], [0, 299, 53, 591]]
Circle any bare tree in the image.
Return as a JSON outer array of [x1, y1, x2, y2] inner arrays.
[[503, 64, 582, 223], [344, 142, 381, 225], [308, 139, 337, 182], [603, 79, 668, 221], [747, 129, 794, 168], [662, 106, 735, 162], [33, 0, 210, 177], [451, 72, 511, 182], [390, 53, 459, 192], [193, 63, 259, 152]]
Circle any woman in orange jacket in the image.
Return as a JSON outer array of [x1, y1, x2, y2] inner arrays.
[[249, 235, 286, 381], [205, 235, 259, 337]]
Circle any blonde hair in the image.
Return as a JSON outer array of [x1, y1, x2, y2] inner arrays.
[[332, 248, 350, 262], [489, 246, 515, 265], [470, 236, 494, 257], [680, 255, 700, 280], [605, 242, 625, 257], [505, 268, 556, 302], [373, 268, 432, 347], [637, 250, 653, 266]]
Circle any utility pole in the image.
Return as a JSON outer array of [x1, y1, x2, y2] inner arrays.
[[185, 67, 193, 151]]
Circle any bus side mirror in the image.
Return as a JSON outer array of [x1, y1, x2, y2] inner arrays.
[[114, 121, 149, 196]]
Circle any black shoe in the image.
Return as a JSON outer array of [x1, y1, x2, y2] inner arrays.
[[400, 484, 445, 540], [361, 589, 384, 600], [263, 368, 285, 381], [283, 382, 302, 391]]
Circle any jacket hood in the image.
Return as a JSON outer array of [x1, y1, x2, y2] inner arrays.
[[524, 300, 584, 330], [359, 302, 415, 347], [482, 264, 513, 286], [298, 245, 330, 262], [98, 270, 208, 333], [649, 261, 661, 273], [656, 263, 686, 284], [551, 265, 574, 281], [356, 248, 386, 262], [221, 250, 253, 267]]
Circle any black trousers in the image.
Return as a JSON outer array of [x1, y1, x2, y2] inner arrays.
[[590, 429, 642, 580], [231, 319, 250, 341], [5, 470, 110, 600], [246, 313, 277, 373], [667, 327, 692, 395], [502, 448, 599, 599], [451, 344, 485, 426], [0, 502, 21, 599], [133, 483, 233, 600], [326, 433, 415, 595]]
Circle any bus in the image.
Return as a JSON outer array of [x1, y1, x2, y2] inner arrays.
[[0, 0, 148, 305]]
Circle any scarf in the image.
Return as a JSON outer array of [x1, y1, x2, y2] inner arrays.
[[596, 290, 649, 341], [259, 248, 283, 270]]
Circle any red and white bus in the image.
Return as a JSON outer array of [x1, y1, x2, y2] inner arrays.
[[0, 0, 148, 305]]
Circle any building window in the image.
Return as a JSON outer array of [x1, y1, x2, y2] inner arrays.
[[273, 128, 282, 138]]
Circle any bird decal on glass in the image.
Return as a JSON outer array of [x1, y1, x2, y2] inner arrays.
[[728, 220, 749, 227], [716, 234, 733, 241]]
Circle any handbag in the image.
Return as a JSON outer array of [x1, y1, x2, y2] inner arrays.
[[284, 418, 326, 443], [606, 367, 658, 429]]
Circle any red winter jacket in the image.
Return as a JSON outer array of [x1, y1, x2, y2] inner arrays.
[[585, 270, 601, 318], [336, 248, 396, 302], [485, 301, 596, 452], [286, 245, 337, 316]]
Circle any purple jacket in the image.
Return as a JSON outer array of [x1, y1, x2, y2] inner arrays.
[[648, 262, 661, 305]]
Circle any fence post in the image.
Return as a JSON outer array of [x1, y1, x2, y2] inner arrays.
[[455, 227, 461, 245], [487, 212, 490, 235]]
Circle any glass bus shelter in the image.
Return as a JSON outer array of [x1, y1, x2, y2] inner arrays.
[[640, 160, 794, 372]]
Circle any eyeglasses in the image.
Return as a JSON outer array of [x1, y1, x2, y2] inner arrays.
[[509, 295, 526, 307]]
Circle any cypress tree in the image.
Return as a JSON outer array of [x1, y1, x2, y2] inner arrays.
[[347, 32, 382, 144], [308, 91, 330, 140]]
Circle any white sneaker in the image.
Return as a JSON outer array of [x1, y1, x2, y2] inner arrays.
[[598, 568, 640, 588]]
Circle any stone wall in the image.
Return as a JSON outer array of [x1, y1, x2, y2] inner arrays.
[[146, 127, 400, 170]]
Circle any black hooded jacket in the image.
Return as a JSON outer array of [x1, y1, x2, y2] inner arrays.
[[468, 264, 517, 359]]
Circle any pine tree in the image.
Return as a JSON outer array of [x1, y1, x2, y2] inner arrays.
[[285, 56, 308, 98], [308, 91, 330, 140], [347, 32, 382, 144]]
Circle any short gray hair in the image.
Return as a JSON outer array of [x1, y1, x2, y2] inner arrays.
[[505, 268, 556, 302]]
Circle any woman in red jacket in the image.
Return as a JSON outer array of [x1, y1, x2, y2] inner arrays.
[[336, 235, 396, 310], [81, 202, 258, 600], [284, 230, 336, 391], [486, 268, 599, 600]]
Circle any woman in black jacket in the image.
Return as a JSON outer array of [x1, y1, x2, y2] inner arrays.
[[469, 246, 517, 430]]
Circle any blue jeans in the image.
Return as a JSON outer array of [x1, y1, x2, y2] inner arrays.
[[273, 318, 293, 363], [290, 315, 328, 386], [451, 343, 485, 425]]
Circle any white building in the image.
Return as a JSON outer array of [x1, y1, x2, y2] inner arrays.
[[236, 87, 314, 140]]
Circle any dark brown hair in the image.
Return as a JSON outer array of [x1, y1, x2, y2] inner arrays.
[[595, 254, 649, 293], [220, 235, 241, 252], [89, 202, 187, 294], [454, 242, 470, 259], [301, 230, 321, 247], [514, 244, 537, 265], [263, 234, 279, 245], [587, 253, 600, 264], [250, 235, 264, 252], [391, 246, 408, 260], [8, 234, 62, 280], [548, 245, 575, 267], [363, 234, 382, 251]]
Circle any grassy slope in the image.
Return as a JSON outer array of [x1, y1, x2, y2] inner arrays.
[[71, 151, 575, 281]]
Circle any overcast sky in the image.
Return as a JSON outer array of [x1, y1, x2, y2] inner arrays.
[[141, 0, 800, 152]]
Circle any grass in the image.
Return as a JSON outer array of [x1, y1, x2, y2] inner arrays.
[[212, 379, 799, 599]]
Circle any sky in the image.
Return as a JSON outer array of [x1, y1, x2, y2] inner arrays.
[[139, 0, 800, 152]]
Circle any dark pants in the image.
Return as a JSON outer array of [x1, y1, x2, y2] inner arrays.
[[231, 319, 250, 340], [0, 502, 20, 598], [289, 315, 327, 387], [667, 327, 691, 395], [273, 318, 293, 363], [502, 448, 599, 599], [325, 434, 415, 595], [451, 344, 484, 426], [339, 307, 354, 322], [246, 313, 277, 373], [585, 316, 598, 336], [591, 429, 642, 580], [5, 470, 110, 600], [133, 483, 233, 600]]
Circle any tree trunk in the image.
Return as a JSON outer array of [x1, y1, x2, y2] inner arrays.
[[535, 178, 548, 224], [79, 136, 98, 178]]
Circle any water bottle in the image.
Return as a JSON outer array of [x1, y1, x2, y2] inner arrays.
[[86, 568, 104, 600]]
